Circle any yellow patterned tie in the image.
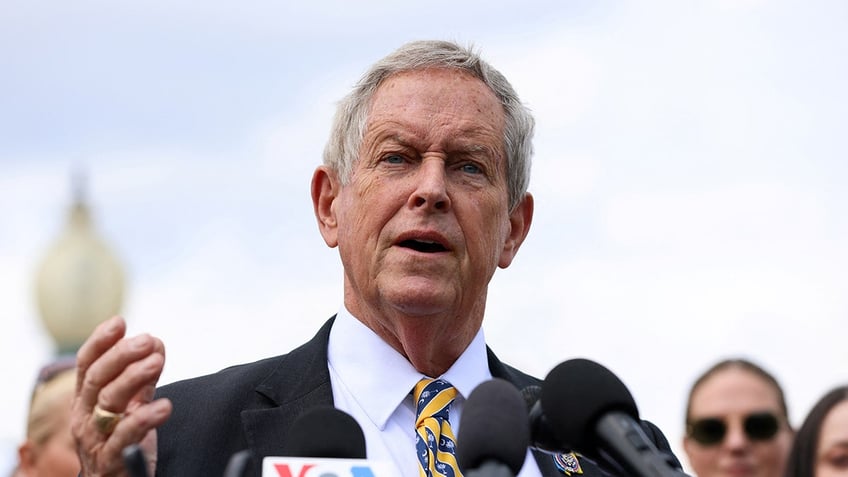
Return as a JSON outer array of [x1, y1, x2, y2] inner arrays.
[[414, 378, 463, 477]]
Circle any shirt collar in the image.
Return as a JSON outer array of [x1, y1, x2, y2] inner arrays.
[[327, 306, 492, 429]]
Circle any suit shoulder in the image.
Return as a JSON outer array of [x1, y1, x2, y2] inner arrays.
[[156, 354, 285, 400], [155, 316, 336, 404], [485, 347, 543, 389]]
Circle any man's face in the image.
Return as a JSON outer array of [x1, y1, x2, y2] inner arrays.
[[683, 368, 792, 477], [315, 67, 531, 349]]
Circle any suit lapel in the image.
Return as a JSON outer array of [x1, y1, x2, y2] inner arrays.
[[241, 318, 336, 459]]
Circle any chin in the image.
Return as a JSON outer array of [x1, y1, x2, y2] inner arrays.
[[382, 285, 455, 317], [391, 297, 452, 317]]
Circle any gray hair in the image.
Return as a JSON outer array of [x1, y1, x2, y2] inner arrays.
[[322, 40, 535, 211]]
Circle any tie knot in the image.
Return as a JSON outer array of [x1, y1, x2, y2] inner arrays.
[[414, 378, 463, 477], [414, 378, 457, 421]]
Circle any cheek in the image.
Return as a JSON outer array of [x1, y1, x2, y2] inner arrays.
[[472, 212, 509, 259], [339, 204, 380, 249], [37, 441, 80, 474], [57, 428, 80, 464], [335, 191, 369, 236], [335, 194, 386, 268], [688, 448, 719, 470], [760, 441, 790, 461], [343, 178, 394, 226]]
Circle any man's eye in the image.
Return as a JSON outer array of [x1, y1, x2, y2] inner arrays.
[[384, 154, 405, 164], [460, 163, 482, 174]]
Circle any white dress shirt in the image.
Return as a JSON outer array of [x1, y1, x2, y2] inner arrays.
[[327, 306, 544, 477]]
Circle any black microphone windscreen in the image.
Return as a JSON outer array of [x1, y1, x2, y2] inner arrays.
[[520, 385, 542, 412], [121, 444, 149, 477], [456, 378, 530, 475], [521, 384, 561, 452], [222, 449, 251, 477], [283, 406, 366, 459], [540, 358, 639, 449]]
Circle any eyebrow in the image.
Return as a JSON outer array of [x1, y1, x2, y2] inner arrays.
[[820, 440, 848, 451], [380, 132, 499, 157]]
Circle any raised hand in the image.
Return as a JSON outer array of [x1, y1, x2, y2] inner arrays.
[[71, 316, 173, 477]]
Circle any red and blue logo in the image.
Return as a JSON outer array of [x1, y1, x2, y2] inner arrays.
[[263, 457, 393, 477]]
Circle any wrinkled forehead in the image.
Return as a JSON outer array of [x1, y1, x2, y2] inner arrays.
[[369, 68, 504, 120], [363, 68, 508, 162]]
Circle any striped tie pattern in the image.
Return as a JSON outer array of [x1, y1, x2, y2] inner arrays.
[[414, 378, 463, 477]]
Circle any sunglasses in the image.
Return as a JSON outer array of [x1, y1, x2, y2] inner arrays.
[[687, 412, 781, 446], [35, 355, 76, 386]]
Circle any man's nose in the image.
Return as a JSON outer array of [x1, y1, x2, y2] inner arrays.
[[409, 159, 451, 211]]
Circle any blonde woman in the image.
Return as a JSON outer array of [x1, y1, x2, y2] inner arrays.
[[16, 358, 80, 477]]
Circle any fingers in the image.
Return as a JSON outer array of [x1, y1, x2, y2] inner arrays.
[[72, 315, 171, 477], [95, 399, 173, 474], [95, 341, 166, 414], [78, 331, 165, 414], [77, 316, 127, 395]]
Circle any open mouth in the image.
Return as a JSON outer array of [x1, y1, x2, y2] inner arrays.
[[398, 239, 448, 253]]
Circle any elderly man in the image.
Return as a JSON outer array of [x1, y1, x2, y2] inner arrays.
[[70, 40, 680, 477]]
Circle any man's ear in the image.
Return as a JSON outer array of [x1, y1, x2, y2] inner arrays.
[[498, 192, 534, 268], [311, 166, 340, 248]]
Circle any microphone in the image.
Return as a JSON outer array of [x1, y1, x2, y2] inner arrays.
[[222, 449, 251, 477], [521, 385, 563, 453], [122, 444, 149, 477], [456, 378, 530, 477], [539, 359, 688, 477], [282, 406, 366, 458], [261, 406, 393, 477]]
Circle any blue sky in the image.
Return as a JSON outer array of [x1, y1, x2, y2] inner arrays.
[[2, 1, 847, 473]]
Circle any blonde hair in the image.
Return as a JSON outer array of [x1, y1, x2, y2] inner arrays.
[[26, 367, 76, 445]]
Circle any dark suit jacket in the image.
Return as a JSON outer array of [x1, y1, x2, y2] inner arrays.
[[155, 317, 681, 476]]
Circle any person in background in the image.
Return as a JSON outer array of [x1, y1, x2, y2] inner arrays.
[[16, 357, 80, 477], [683, 358, 794, 477], [783, 385, 848, 477]]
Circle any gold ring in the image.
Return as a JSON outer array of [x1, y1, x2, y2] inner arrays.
[[92, 404, 123, 435]]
